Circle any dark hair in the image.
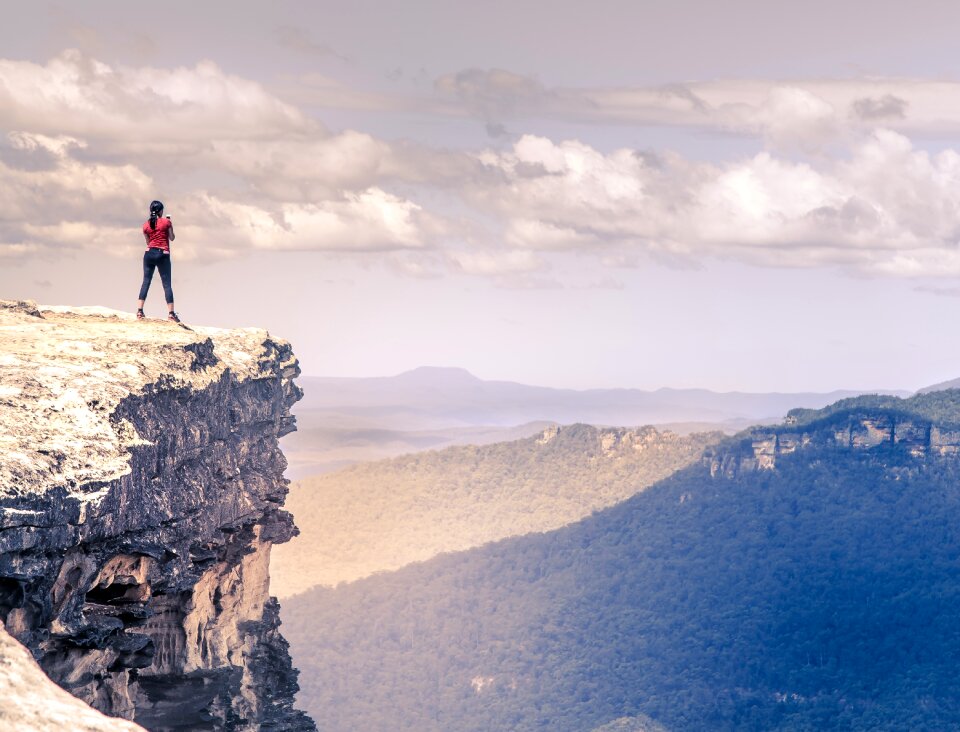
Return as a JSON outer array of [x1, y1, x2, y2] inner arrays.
[[149, 200, 164, 231]]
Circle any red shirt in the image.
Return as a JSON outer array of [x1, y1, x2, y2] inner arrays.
[[143, 217, 173, 252]]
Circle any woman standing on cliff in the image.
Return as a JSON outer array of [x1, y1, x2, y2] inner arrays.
[[136, 200, 180, 323]]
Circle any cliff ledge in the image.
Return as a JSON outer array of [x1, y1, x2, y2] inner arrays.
[[0, 301, 315, 731]]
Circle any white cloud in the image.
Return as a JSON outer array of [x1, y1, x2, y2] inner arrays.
[[0, 242, 39, 258], [433, 69, 960, 149], [0, 52, 449, 260], [0, 132, 153, 258], [204, 131, 394, 200], [749, 86, 839, 150], [0, 128, 439, 260], [470, 131, 960, 276], [0, 50, 314, 144], [200, 188, 435, 252], [0, 51, 463, 191], [505, 219, 599, 250], [8, 132, 86, 156], [473, 137, 649, 229], [20, 222, 131, 250]]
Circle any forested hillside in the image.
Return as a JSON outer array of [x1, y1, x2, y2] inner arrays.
[[282, 391, 960, 731], [784, 388, 960, 427], [272, 424, 719, 596]]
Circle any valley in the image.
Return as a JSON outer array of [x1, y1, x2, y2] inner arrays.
[[280, 389, 960, 731]]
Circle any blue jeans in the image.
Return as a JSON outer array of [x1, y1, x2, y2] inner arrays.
[[138, 248, 174, 304]]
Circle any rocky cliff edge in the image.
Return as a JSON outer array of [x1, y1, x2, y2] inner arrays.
[[0, 301, 315, 731]]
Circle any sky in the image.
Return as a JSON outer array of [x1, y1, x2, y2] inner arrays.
[[4, 1, 960, 391]]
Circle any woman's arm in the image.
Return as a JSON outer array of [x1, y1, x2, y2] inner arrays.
[[168, 218, 175, 241]]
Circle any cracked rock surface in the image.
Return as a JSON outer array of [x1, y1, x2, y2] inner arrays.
[[0, 301, 315, 731]]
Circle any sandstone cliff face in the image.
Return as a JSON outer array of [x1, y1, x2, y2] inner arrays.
[[0, 302, 315, 731], [0, 623, 147, 731], [703, 409, 960, 478]]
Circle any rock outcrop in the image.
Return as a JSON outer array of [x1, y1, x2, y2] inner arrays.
[[0, 622, 147, 731], [0, 302, 315, 731], [703, 407, 960, 478]]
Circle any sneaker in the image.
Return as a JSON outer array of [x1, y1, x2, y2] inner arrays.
[[168, 311, 181, 323], [136, 309, 145, 320]]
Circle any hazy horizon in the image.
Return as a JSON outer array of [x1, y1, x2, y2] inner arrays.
[[297, 364, 916, 394]]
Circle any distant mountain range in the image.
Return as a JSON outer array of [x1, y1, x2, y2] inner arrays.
[[282, 389, 960, 731], [284, 367, 910, 476], [296, 366, 908, 429], [917, 376, 960, 393]]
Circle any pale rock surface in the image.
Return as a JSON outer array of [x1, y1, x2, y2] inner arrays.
[[591, 715, 670, 732], [0, 302, 314, 731], [0, 621, 146, 732], [704, 409, 960, 477]]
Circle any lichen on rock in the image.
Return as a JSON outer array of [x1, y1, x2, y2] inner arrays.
[[0, 301, 315, 731]]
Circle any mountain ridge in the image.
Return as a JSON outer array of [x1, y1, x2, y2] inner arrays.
[[296, 367, 909, 429]]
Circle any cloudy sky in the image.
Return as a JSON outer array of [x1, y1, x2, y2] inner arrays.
[[4, 1, 960, 391]]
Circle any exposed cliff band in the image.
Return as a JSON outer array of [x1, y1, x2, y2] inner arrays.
[[0, 301, 315, 731], [704, 404, 960, 478]]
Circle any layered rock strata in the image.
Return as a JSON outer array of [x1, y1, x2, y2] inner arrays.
[[703, 409, 960, 478], [0, 302, 315, 731]]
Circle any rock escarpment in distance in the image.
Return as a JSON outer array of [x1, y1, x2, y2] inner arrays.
[[0, 302, 315, 731], [703, 390, 960, 477]]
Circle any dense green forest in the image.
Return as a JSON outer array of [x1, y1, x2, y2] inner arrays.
[[272, 425, 719, 596], [282, 396, 960, 731]]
